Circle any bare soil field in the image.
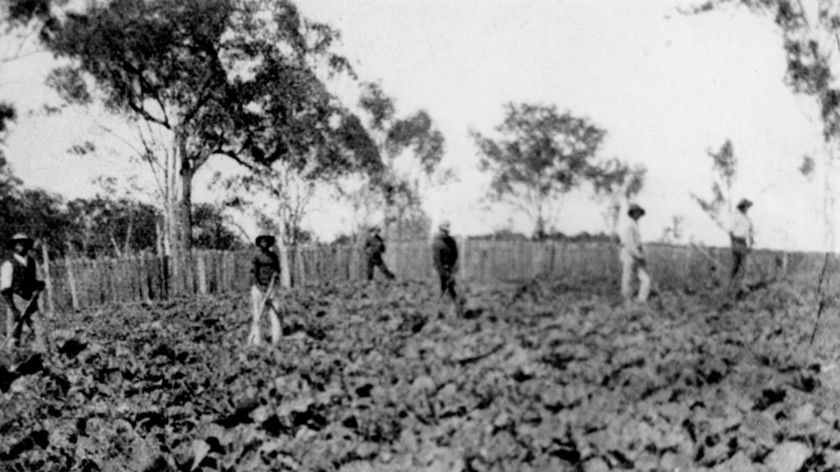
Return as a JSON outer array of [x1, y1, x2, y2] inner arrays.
[[2, 279, 840, 471]]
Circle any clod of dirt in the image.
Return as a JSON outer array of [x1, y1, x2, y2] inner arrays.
[[261, 414, 285, 437], [753, 388, 786, 411], [58, 337, 88, 359], [582, 457, 609, 472], [823, 450, 840, 469], [714, 451, 758, 472], [0, 365, 20, 392], [217, 402, 258, 428], [791, 403, 815, 424], [290, 404, 328, 430], [189, 439, 211, 471], [355, 383, 374, 398], [305, 326, 327, 341], [411, 376, 435, 394], [764, 441, 810, 472], [463, 307, 484, 319], [791, 372, 819, 393], [14, 353, 44, 376], [149, 343, 176, 361], [0, 430, 48, 461]]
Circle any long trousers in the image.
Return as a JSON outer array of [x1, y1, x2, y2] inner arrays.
[[437, 269, 463, 316], [439, 270, 457, 299], [248, 284, 282, 346], [620, 250, 651, 302], [5, 293, 43, 348], [366, 256, 395, 281], [730, 239, 749, 287]]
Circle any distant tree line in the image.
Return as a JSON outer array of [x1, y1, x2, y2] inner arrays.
[[468, 229, 615, 243], [0, 163, 242, 259]]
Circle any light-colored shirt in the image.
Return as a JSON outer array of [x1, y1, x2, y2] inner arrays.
[[620, 219, 643, 259], [0, 254, 27, 291], [729, 211, 753, 243]]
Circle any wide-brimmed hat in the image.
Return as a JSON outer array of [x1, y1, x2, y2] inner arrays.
[[736, 198, 753, 210], [8, 233, 33, 249], [255, 235, 276, 246], [627, 204, 646, 217], [438, 220, 451, 232]]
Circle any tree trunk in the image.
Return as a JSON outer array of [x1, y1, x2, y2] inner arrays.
[[155, 215, 164, 257], [534, 215, 546, 240], [123, 211, 134, 255], [164, 134, 196, 295], [109, 233, 122, 258]]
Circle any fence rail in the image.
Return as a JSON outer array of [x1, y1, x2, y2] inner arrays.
[[38, 240, 837, 311]]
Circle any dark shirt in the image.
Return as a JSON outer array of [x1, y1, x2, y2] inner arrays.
[[364, 234, 386, 258], [2, 255, 41, 300], [251, 250, 280, 287], [431, 232, 458, 272]]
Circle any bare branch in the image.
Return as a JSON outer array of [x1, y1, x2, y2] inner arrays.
[[95, 122, 145, 157]]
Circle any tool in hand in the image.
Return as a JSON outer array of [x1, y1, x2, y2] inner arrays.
[[10, 290, 41, 346]]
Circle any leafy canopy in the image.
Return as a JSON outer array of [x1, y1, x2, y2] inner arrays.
[[691, 139, 738, 230], [359, 82, 445, 178], [355, 82, 446, 213], [473, 103, 636, 235], [45, 0, 379, 175], [475, 103, 609, 196]]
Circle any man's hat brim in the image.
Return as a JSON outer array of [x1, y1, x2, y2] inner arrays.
[[255, 235, 276, 246], [628, 206, 645, 216], [8, 239, 33, 249]]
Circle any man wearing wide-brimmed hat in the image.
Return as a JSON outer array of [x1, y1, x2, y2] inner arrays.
[[247, 235, 283, 346], [728, 198, 754, 288], [431, 220, 464, 316], [1, 233, 46, 349], [364, 226, 395, 282], [619, 204, 651, 303]]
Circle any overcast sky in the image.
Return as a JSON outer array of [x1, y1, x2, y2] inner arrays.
[[0, 0, 831, 250]]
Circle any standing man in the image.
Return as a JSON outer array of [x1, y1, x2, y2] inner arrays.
[[364, 226, 395, 281], [729, 198, 754, 288], [619, 204, 651, 304], [1, 233, 46, 350], [248, 235, 282, 346], [431, 221, 463, 316]]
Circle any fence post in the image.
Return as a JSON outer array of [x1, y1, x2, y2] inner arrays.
[[547, 242, 557, 278], [279, 245, 292, 288], [79, 259, 88, 308], [351, 243, 360, 281], [65, 257, 79, 311], [220, 251, 228, 292], [161, 255, 170, 300], [40, 242, 55, 316], [138, 256, 150, 302], [196, 252, 208, 295], [295, 246, 306, 286], [458, 236, 469, 280]]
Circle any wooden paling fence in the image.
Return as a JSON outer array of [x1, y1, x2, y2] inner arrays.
[[39, 241, 840, 312]]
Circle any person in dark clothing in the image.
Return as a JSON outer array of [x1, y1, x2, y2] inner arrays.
[[248, 235, 282, 346], [364, 226, 395, 281], [431, 221, 463, 316], [1, 233, 45, 350]]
